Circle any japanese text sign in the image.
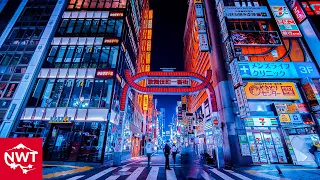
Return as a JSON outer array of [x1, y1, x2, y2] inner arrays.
[[225, 6, 271, 19], [146, 78, 190, 86], [103, 38, 120, 45], [143, 95, 148, 111], [268, 0, 302, 37], [235, 61, 319, 79], [197, 18, 206, 33], [195, 3, 204, 17], [199, 33, 210, 51], [279, 114, 291, 122], [231, 31, 282, 46], [244, 82, 300, 100], [245, 117, 278, 126]]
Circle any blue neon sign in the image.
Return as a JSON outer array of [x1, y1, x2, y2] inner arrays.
[[237, 61, 319, 79]]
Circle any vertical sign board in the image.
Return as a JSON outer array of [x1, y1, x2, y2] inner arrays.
[[195, 1, 210, 52], [142, 94, 148, 111], [285, 0, 307, 23], [268, 0, 302, 37]]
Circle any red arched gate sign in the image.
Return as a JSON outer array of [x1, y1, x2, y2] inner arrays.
[[120, 70, 218, 112]]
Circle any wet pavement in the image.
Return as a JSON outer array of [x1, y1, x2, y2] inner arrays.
[[43, 153, 320, 180]]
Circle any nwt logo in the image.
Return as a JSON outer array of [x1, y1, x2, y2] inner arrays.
[[0, 138, 42, 180], [4, 143, 38, 174]]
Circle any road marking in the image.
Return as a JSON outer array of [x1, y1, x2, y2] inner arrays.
[[85, 167, 117, 180], [210, 169, 234, 180], [119, 167, 131, 171], [105, 175, 120, 180], [201, 170, 215, 180], [166, 169, 177, 180], [254, 168, 319, 172], [43, 166, 93, 179], [66, 175, 85, 180], [245, 170, 291, 180], [146, 167, 159, 180], [224, 169, 252, 180], [125, 167, 144, 179]]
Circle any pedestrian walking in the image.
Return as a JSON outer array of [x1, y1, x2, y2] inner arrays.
[[172, 144, 178, 164], [146, 139, 154, 167], [275, 164, 282, 175], [164, 140, 171, 170]]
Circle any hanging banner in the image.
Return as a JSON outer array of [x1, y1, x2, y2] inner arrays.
[[225, 6, 271, 19], [231, 31, 282, 46], [268, 0, 302, 37], [197, 18, 206, 33], [244, 82, 300, 100]]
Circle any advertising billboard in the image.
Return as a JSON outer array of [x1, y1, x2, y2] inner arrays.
[[146, 78, 190, 86], [285, 0, 307, 23], [235, 61, 320, 79], [244, 82, 300, 100], [95, 69, 115, 78], [197, 18, 206, 33], [268, 0, 302, 37], [225, 6, 271, 19], [301, 1, 320, 15], [199, 33, 210, 51], [301, 78, 320, 111], [143, 95, 149, 111], [244, 117, 278, 126], [231, 31, 282, 46]]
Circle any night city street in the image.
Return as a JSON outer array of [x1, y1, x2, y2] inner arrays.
[[0, 0, 320, 180]]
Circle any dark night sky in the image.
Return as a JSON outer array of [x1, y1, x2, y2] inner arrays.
[[149, 0, 188, 131]]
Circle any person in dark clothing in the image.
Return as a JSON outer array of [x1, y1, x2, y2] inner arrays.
[[164, 140, 171, 170]]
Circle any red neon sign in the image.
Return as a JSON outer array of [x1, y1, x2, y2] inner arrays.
[[95, 69, 115, 78]]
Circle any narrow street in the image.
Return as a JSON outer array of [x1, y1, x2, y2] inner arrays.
[[47, 153, 320, 180]]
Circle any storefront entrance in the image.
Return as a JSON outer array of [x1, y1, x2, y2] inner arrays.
[[43, 123, 80, 161], [246, 127, 287, 164]]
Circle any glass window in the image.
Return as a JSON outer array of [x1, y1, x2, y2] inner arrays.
[[72, 46, 84, 68], [0, 100, 11, 108], [80, 79, 93, 108], [100, 46, 110, 68], [69, 79, 83, 108], [109, 46, 119, 68], [66, 19, 76, 34], [90, 80, 103, 107], [48, 79, 64, 107], [106, 20, 115, 35], [115, 20, 123, 37], [20, 54, 32, 64], [55, 46, 67, 63], [3, 83, 18, 98], [0, 83, 7, 97], [58, 79, 73, 107], [82, 19, 92, 34], [63, 46, 75, 68], [98, 19, 107, 34], [40, 79, 55, 107], [91, 19, 100, 34], [91, 46, 101, 68], [10, 54, 21, 65], [1, 54, 12, 65], [49, 46, 59, 57], [82, 46, 92, 67], [101, 79, 113, 108], [74, 19, 84, 34]]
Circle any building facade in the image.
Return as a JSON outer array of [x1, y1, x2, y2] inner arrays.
[[0, 0, 149, 164], [215, 0, 320, 166]]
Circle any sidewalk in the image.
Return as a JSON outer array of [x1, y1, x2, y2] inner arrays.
[[236, 164, 320, 180], [43, 161, 100, 179]]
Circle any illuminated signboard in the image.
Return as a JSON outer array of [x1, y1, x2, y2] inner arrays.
[[143, 94, 148, 111], [301, 1, 320, 15], [49, 116, 72, 123], [244, 82, 300, 100], [268, 0, 302, 37], [231, 31, 282, 46], [146, 78, 190, 86], [109, 12, 124, 18], [103, 38, 120, 45], [235, 86, 250, 118], [225, 6, 271, 19], [285, 0, 307, 23], [195, 4, 204, 17], [244, 117, 278, 126], [197, 18, 206, 33], [95, 69, 115, 78], [234, 61, 319, 79], [199, 33, 210, 51]]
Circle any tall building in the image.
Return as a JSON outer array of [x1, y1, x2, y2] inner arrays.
[[186, 0, 320, 167], [0, 0, 150, 164], [158, 107, 165, 141]]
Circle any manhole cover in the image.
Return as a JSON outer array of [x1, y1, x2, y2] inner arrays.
[[113, 171, 132, 176]]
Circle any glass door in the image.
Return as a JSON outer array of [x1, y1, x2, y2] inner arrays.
[[44, 125, 72, 161], [262, 132, 278, 163], [254, 133, 268, 164]]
